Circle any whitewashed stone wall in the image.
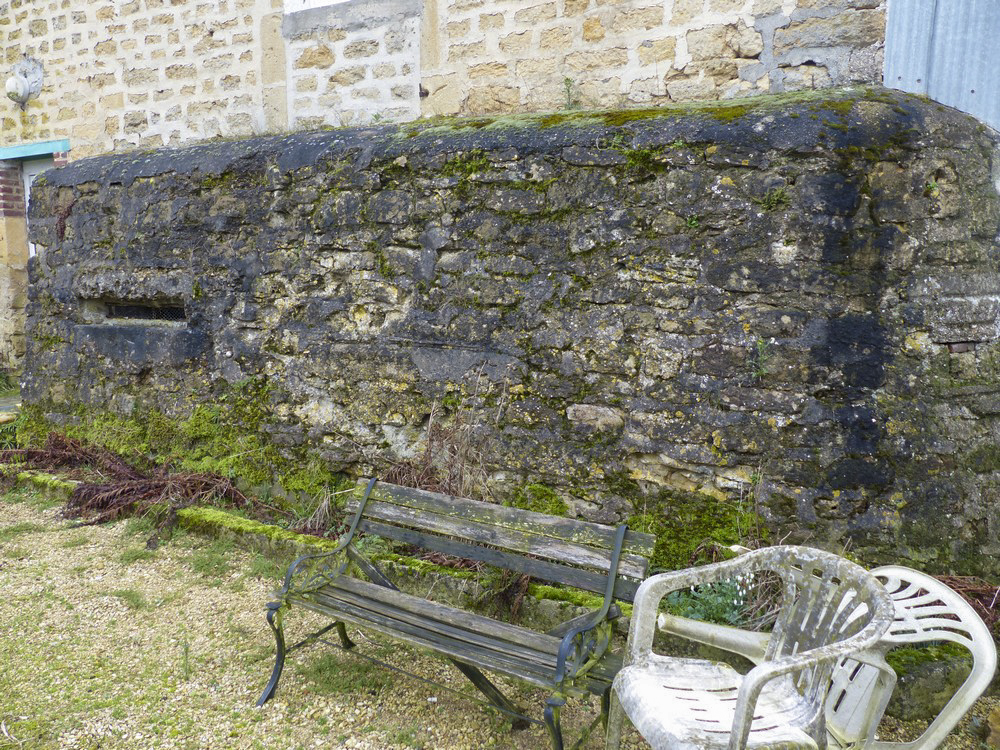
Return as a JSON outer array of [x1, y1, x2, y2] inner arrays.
[[421, 0, 887, 116], [284, 0, 421, 128], [0, 0, 283, 159]]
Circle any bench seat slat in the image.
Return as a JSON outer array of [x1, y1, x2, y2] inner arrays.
[[359, 518, 642, 601], [311, 577, 562, 668], [355, 499, 649, 580], [297, 590, 558, 688], [351, 481, 656, 559]]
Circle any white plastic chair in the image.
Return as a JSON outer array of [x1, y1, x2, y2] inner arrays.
[[606, 546, 894, 750], [825, 565, 997, 750]]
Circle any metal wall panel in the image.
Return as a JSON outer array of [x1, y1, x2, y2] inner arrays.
[[884, 0, 1000, 133]]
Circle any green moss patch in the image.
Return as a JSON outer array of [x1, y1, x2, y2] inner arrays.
[[629, 488, 765, 572], [885, 642, 971, 676]]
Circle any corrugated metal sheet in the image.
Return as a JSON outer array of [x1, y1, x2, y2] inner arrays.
[[884, 0, 1000, 133]]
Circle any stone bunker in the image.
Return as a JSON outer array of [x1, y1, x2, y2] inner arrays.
[[20, 87, 1000, 574]]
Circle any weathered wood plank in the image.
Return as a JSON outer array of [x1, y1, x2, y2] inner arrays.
[[353, 499, 649, 580], [296, 591, 557, 687], [350, 479, 656, 559], [315, 578, 562, 668], [358, 518, 640, 600]]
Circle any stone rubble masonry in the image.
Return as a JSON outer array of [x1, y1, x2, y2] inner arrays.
[[22, 90, 1000, 576]]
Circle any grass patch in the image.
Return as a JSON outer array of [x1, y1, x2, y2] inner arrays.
[[2, 545, 29, 559], [110, 588, 149, 610], [297, 652, 393, 696], [0, 521, 46, 544], [1, 485, 61, 510], [119, 546, 156, 565], [61, 533, 90, 548], [246, 553, 283, 581], [189, 537, 235, 578]]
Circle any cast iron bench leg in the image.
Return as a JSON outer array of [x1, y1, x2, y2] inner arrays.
[[544, 695, 566, 750], [257, 602, 286, 706]]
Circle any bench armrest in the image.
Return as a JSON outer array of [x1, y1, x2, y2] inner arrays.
[[271, 477, 380, 603], [272, 534, 354, 602], [553, 605, 622, 685]]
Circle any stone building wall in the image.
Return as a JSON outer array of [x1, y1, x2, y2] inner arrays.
[[0, 0, 285, 159], [420, 0, 886, 117], [22, 90, 1000, 575]]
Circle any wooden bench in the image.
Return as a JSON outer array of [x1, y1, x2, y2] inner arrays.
[[257, 478, 655, 750]]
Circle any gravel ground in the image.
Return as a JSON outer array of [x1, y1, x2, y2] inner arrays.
[[1, 487, 995, 750]]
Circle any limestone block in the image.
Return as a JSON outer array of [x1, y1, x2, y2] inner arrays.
[[479, 13, 504, 30], [447, 20, 471, 38], [294, 75, 318, 92], [373, 63, 396, 79], [583, 17, 606, 42], [448, 41, 487, 60], [541, 25, 574, 48], [514, 3, 558, 23], [780, 63, 831, 90], [468, 62, 508, 79], [294, 44, 335, 69], [564, 0, 590, 15], [578, 75, 622, 107], [666, 74, 717, 100], [516, 58, 559, 78], [421, 74, 463, 115], [344, 40, 380, 59], [499, 32, 531, 54], [611, 6, 664, 33], [638, 37, 676, 65], [687, 22, 762, 60], [165, 64, 196, 79], [566, 47, 628, 70], [671, 0, 704, 25], [466, 84, 520, 113], [99, 92, 124, 109], [328, 66, 366, 86], [773, 10, 885, 54], [708, 0, 745, 12]]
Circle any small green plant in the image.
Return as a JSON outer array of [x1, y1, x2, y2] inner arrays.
[[685, 215, 700, 229], [181, 637, 193, 681], [110, 588, 148, 610], [563, 77, 577, 110], [749, 337, 773, 381], [923, 180, 940, 197], [0, 370, 16, 397], [666, 580, 747, 626], [753, 187, 790, 211]]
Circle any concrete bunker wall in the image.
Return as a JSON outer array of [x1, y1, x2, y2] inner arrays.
[[22, 88, 1000, 574]]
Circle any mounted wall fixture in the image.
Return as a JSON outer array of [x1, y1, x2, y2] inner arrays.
[[5, 57, 43, 110]]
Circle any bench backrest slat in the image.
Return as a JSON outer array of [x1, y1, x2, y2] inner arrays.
[[347, 480, 654, 600], [359, 518, 642, 601], [349, 482, 655, 559], [353, 498, 649, 581]]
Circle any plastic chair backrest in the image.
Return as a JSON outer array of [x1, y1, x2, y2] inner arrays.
[[825, 565, 998, 750]]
